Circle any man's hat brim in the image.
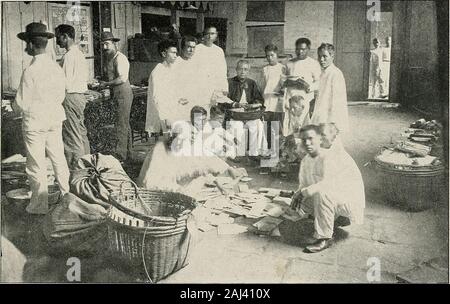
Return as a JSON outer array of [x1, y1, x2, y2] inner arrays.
[[101, 37, 121, 42], [17, 32, 55, 41]]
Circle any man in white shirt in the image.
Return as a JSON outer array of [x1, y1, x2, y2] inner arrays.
[[310, 43, 349, 135], [175, 35, 201, 119], [369, 38, 385, 99], [99, 32, 134, 162], [381, 36, 391, 98], [284, 38, 322, 135], [55, 24, 90, 169], [14, 22, 70, 214], [195, 26, 229, 109], [291, 125, 365, 253], [145, 39, 182, 133]]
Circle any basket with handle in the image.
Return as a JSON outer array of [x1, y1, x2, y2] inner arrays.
[[373, 153, 445, 211], [107, 181, 197, 282]]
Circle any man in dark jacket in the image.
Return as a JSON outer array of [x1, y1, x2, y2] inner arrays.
[[225, 60, 267, 157]]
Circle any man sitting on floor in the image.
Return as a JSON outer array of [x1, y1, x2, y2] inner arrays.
[[291, 124, 365, 253]]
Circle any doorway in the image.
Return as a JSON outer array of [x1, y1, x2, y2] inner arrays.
[[367, 5, 393, 100]]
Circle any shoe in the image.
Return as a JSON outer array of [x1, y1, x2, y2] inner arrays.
[[303, 237, 318, 246], [304, 238, 332, 253], [334, 216, 351, 228]]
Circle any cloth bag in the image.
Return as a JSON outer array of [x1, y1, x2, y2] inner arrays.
[[70, 153, 132, 207], [42, 193, 108, 254]]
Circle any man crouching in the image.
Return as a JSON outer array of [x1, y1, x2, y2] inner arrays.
[[291, 124, 365, 253]]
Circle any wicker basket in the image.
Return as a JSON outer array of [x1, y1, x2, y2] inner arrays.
[[226, 108, 264, 121], [107, 182, 197, 282], [373, 157, 445, 211]]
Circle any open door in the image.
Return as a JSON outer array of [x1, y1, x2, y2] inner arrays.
[[334, 1, 370, 101]]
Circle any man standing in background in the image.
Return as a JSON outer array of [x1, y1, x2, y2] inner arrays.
[[55, 24, 90, 169], [381, 36, 392, 98], [195, 26, 229, 110], [284, 38, 321, 135], [145, 39, 181, 132], [310, 43, 349, 135], [99, 32, 134, 163], [176, 35, 201, 118], [369, 38, 385, 99]]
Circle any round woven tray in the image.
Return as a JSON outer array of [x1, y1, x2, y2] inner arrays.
[[226, 108, 264, 121], [373, 158, 445, 211]]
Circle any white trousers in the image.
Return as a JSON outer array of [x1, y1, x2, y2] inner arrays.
[[301, 190, 353, 239], [228, 119, 268, 157], [23, 125, 70, 214]]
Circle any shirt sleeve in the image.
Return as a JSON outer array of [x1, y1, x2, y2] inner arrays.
[[251, 80, 264, 105], [329, 72, 349, 133], [62, 52, 75, 92], [14, 70, 33, 113], [217, 48, 228, 92], [116, 54, 130, 82], [309, 60, 322, 92]]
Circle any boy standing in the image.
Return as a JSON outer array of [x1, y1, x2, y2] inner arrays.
[[261, 44, 286, 156]]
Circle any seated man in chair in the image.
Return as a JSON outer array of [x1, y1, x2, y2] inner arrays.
[[224, 60, 268, 158]]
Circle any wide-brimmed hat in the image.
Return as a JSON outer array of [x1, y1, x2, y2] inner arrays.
[[17, 22, 54, 41], [101, 32, 120, 42]]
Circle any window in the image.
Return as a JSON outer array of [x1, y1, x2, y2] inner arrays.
[[247, 25, 284, 58], [246, 1, 285, 22]]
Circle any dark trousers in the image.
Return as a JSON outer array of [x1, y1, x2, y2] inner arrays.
[[62, 93, 90, 169], [264, 111, 285, 149], [113, 82, 133, 161]]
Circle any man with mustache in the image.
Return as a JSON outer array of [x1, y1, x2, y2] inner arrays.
[[99, 32, 134, 163]]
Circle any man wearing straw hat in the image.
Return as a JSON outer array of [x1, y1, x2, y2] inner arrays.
[[98, 31, 134, 163], [13, 22, 70, 214]]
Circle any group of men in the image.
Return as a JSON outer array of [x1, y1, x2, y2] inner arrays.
[[144, 27, 363, 253], [145, 29, 350, 159], [12, 21, 364, 254], [13, 22, 132, 214]]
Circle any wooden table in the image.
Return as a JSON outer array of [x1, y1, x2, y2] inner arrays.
[[1, 87, 148, 158], [85, 86, 148, 154]]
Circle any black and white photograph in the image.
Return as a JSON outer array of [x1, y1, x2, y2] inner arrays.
[[0, 0, 448, 287]]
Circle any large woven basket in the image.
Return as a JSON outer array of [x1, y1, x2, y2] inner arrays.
[[373, 157, 445, 211], [107, 182, 197, 282], [226, 108, 264, 121]]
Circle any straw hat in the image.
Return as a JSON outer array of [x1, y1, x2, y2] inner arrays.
[[17, 22, 54, 40]]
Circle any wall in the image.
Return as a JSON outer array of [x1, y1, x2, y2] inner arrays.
[[110, 1, 142, 56], [1, 1, 96, 91], [212, 1, 334, 58], [390, 1, 440, 110], [284, 1, 334, 58], [405, 1, 439, 110], [2, 1, 50, 91], [212, 1, 334, 84]]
